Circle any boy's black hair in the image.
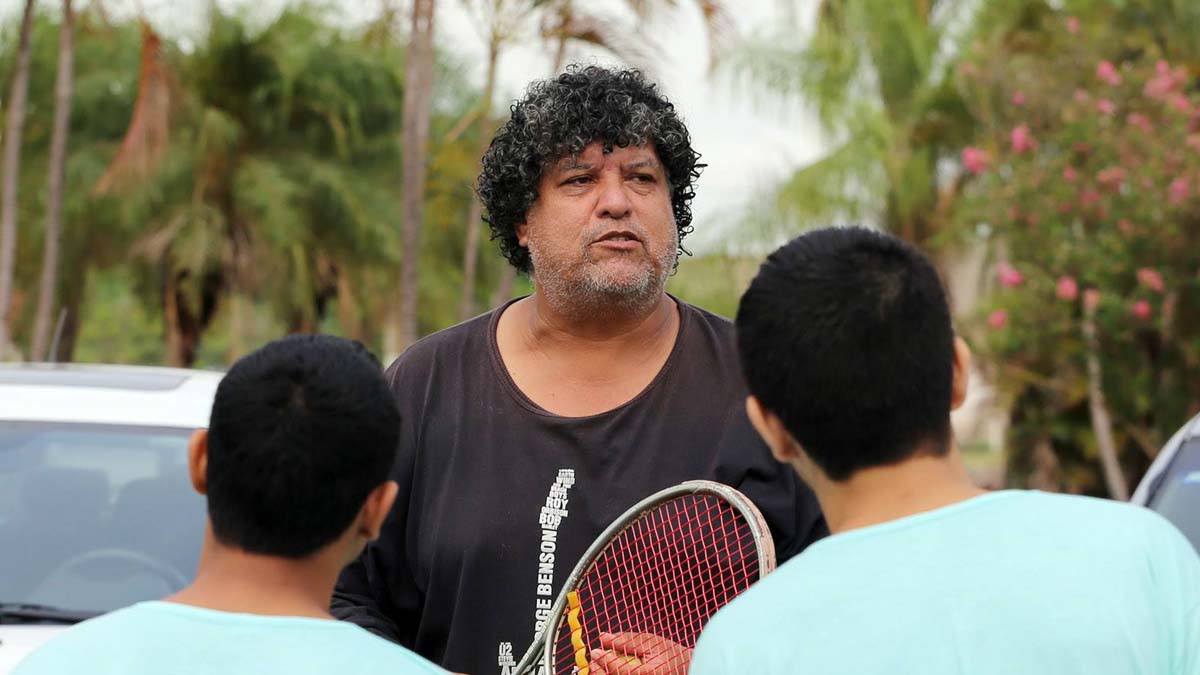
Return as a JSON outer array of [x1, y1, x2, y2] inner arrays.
[[736, 226, 955, 481], [205, 334, 399, 557]]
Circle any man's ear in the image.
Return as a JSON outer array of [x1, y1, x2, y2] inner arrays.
[[516, 220, 529, 247], [951, 336, 972, 412], [745, 396, 802, 464], [358, 481, 399, 542], [187, 429, 209, 496]]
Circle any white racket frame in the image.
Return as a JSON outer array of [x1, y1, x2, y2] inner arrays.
[[512, 479, 776, 675]]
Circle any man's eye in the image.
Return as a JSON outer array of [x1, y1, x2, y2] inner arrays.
[[631, 174, 655, 183], [564, 175, 591, 185]]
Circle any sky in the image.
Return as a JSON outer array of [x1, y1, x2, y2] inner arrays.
[[0, 0, 828, 251]]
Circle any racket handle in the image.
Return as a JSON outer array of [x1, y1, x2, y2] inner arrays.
[[567, 591, 589, 675]]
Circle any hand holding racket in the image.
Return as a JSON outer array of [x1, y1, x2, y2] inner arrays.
[[513, 480, 776, 675], [588, 632, 691, 674]]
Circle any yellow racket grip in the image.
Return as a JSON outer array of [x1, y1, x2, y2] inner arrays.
[[566, 591, 589, 675]]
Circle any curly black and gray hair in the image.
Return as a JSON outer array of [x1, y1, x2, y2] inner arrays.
[[476, 64, 703, 274]]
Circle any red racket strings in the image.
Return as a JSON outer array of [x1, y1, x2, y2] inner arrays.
[[550, 493, 763, 675]]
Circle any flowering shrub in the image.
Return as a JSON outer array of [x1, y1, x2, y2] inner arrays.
[[953, 18, 1200, 494]]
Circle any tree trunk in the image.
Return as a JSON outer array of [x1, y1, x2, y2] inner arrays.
[[1082, 300, 1130, 500], [459, 34, 500, 322], [336, 269, 364, 341], [0, 0, 37, 355], [164, 267, 187, 367], [225, 292, 248, 364], [391, 0, 436, 361], [32, 0, 75, 361]]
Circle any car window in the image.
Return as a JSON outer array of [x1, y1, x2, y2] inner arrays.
[[0, 421, 203, 613], [1148, 439, 1200, 554]]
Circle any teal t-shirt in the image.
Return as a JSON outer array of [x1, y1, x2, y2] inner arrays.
[[13, 601, 446, 675], [691, 490, 1200, 675]]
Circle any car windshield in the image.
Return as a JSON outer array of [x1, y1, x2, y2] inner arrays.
[[1148, 438, 1200, 554], [0, 421, 203, 614]]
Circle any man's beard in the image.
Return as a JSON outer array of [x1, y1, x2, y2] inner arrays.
[[528, 231, 678, 319]]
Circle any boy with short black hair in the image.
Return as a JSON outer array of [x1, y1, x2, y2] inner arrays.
[[691, 226, 1200, 674], [16, 335, 444, 675]]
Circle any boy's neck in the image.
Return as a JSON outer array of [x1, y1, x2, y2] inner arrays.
[[166, 530, 344, 620], [814, 447, 987, 535]]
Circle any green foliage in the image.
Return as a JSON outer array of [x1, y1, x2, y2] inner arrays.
[[953, 11, 1200, 492], [727, 0, 982, 245], [0, 4, 492, 364]]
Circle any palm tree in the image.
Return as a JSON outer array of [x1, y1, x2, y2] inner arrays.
[[31, 0, 76, 361], [100, 8, 409, 366], [728, 0, 980, 249], [0, 0, 37, 358]]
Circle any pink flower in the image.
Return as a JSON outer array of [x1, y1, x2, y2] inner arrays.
[[1169, 177, 1190, 204], [1137, 267, 1165, 293], [1169, 93, 1192, 114], [1066, 16, 1080, 34], [1074, 89, 1090, 104], [1084, 289, 1101, 312], [961, 146, 990, 174], [1118, 219, 1135, 234], [1188, 135, 1200, 152], [1056, 276, 1079, 301], [996, 262, 1024, 288], [1012, 91, 1027, 107], [1096, 60, 1122, 86], [1063, 166, 1079, 182], [1080, 188, 1102, 208], [1097, 99, 1116, 116], [1010, 124, 1037, 154], [1145, 60, 1183, 100], [988, 309, 1009, 330], [1097, 166, 1126, 188], [1127, 112, 1153, 133], [1131, 300, 1152, 321]]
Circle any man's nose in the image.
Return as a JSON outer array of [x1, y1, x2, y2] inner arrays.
[[595, 174, 633, 220]]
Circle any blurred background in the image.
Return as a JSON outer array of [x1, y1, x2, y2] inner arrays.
[[0, 0, 1197, 499]]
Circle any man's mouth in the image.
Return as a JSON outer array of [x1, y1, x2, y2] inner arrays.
[[595, 230, 642, 243], [592, 230, 644, 251]]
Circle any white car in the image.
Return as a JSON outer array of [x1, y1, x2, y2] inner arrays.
[[0, 363, 220, 672], [1130, 411, 1200, 554]]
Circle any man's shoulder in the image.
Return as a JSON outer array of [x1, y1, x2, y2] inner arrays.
[[677, 298, 734, 336], [1004, 490, 1180, 538], [12, 606, 151, 673], [385, 307, 499, 380]]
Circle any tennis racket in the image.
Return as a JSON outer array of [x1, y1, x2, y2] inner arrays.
[[512, 479, 776, 675]]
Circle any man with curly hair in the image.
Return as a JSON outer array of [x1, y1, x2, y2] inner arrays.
[[332, 65, 826, 675]]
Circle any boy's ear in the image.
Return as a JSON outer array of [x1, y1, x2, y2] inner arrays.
[[745, 396, 802, 464], [359, 481, 399, 541], [951, 336, 972, 412], [187, 429, 209, 496]]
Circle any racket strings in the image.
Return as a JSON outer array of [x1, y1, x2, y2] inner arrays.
[[550, 493, 762, 675]]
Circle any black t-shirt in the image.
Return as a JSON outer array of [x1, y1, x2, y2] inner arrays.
[[332, 298, 826, 675]]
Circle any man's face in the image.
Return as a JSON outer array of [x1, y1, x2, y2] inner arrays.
[[518, 142, 679, 309]]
